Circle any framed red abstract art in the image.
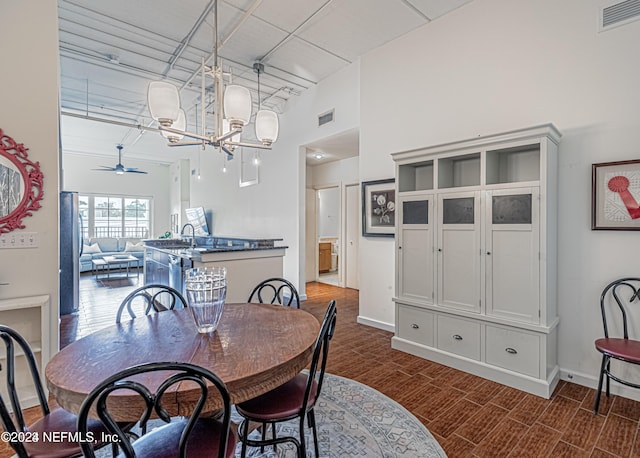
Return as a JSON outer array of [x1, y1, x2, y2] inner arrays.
[[592, 159, 640, 230]]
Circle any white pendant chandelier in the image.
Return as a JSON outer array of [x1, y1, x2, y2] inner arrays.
[[147, 2, 279, 157]]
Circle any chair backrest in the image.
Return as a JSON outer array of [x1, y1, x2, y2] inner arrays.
[[600, 277, 640, 339], [77, 361, 232, 458], [302, 300, 337, 414], [248, 277, 300, 308], [116, 284, 188, 323], [0, 325, 50, 458]]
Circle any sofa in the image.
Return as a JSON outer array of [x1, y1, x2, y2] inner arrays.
[[80, 237, 145, 273]]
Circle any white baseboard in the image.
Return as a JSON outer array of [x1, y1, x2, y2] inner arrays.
[[392, 336, 559, 398], [356, 315, 394, 332], [559, 367, 640, 402]]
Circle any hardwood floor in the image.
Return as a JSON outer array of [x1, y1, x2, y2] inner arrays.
[[4, 279, 640, 457]]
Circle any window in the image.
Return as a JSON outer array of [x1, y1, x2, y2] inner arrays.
[[80, 194, 151, 239]]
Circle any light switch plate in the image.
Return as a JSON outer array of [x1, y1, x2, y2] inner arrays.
[[0, 232, 38, 249]]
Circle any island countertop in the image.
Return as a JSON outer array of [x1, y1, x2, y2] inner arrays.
[[143, 236, 287, 302], [144, 236, 287, 260]]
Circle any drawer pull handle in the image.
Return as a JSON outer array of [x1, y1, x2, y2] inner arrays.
[[505, 347, 518, 354], [452, 334, 463, 341], [411, 323, 419, 329]]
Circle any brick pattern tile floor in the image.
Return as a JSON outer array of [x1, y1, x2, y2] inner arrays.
[[2, 278, 639, 457]]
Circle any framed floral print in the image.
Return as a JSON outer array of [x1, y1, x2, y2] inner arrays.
[[592, 159, 640, 230], [362, 178, 395, 237]]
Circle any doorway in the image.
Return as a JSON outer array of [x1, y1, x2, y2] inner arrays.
[[317, 187, 340, 286]]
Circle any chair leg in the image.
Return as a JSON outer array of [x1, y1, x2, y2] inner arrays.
[[605, 358, 611, 397], [240, 419, 249, 458], [594, 355, 608, 414], [272, 421, 277, 452], [260, 422, 266, 453], [308, 409, 319, 457], [299, 415, 307, 458]]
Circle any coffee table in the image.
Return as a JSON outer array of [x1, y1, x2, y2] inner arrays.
[[92, 255, 139, 281]]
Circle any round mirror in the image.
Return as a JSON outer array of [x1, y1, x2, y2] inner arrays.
[[0, 129, 44, 234]]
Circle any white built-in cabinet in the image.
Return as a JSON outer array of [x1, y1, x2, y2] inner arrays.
[[391, 124, 561, 398]]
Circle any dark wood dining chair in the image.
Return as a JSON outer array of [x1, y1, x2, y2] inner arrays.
[[0, 325, 114, 458], [248, 277, 300, 308], [594, 277, 640, 414], [76, 361, 236, 458], [236, 300, 337, 457], [115, 284, 187, 323]]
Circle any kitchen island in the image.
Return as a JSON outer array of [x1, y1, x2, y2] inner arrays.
[[144, 236, 287, 303]]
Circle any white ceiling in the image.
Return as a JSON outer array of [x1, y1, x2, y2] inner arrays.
[[58, 0, 473, 166]]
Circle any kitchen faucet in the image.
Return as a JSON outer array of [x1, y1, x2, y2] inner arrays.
[[180, 223, 196, 248]]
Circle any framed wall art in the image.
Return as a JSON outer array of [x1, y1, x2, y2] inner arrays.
[[592, 159, 640, 230], [362, 178, 395, 237]]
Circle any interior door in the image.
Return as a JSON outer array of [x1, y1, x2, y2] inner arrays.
[[345, 184, 359, 289]]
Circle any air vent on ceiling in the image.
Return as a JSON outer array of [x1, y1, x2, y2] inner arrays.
[[318, 109, 335, 126], [600, 0, 640, 31]]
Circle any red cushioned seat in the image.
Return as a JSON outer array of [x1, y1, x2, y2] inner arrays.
[[595, 338, 640, 364]]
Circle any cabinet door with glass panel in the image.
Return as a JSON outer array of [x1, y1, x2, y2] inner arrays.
[[397, 193, 434, 304], [436, 191, 481, 313], [485, 187, 540, 323]]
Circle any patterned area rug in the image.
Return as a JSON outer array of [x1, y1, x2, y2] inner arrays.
[[94, 373, 447, 457], [239, 373, 447, 457]]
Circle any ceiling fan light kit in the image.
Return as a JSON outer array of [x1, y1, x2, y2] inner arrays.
[[146, 1, 280, 158]]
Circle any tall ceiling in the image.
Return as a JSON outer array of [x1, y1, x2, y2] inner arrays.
[[58, 0, 472, 164]]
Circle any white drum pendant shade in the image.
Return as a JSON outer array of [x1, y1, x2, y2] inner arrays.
[[161, 109, 186, 140], [255, 110, 279, 144], [148, 81, 181, 124], [223, 85, 251, 125]]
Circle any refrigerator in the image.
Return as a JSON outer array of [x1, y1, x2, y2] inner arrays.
[[60, 191, 83, 315]]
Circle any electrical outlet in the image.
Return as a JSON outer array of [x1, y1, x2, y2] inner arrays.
[[0, 232, 38, 249]]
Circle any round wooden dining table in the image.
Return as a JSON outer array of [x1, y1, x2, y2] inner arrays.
[[45, 303, 320, 421]]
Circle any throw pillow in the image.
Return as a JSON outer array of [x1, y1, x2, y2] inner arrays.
[[124, 241, 145, 252], [83, 243, 102, 254]]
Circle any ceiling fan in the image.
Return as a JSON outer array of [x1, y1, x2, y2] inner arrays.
[[93, 145, 148, 175]]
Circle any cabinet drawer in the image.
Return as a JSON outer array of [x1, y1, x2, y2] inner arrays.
[[437, 315, 480, 360], [397, 305, 434, 347], [486, 326, 539, 377]]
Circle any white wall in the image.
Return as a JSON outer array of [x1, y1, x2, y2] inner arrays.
[[62, 154, 172, 238], [0, 2, 60, 353], [359, 0, 640, 393], [317, 187, 340, 238], [189, 61, 360, 296], [309, 156, 359, 188]]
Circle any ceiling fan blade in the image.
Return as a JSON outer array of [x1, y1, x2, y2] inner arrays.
[[92, 166, 116, 171], [125, 169, 148, 174]]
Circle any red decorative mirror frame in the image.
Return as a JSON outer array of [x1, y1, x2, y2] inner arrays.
[[0, 129, 44, 234]]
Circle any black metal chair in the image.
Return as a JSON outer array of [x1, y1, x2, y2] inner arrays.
[[594, 278, 640, 414], [0, 325, 114, 458], [116, 284, 187, 323], [248, 277, 300, 308], [236, 300, 337, 457], [77, 361, 236, 458]]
